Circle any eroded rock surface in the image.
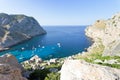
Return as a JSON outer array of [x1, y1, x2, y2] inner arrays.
[[85, 13, 120, 56], [0, 54, 27, 80], [61, 60, 120, 80], [0, 13, 46, 50]]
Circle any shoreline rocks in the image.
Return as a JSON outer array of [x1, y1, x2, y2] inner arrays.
[[0, 13, 46, 51]]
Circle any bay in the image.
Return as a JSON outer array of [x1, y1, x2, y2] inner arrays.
[[0, 26, 92, 62]]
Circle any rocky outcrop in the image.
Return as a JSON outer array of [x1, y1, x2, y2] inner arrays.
[[0, 13, 46, 50], [61, 60, 120, 80], [85, 13, 120, 56], [22, 55, 42, 70], [0, 54, 27, 80], [0, 53, 23, 70]]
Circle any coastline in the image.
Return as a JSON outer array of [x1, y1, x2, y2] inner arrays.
[[0, 33, 46, 52], [1, 13, 120, 80]]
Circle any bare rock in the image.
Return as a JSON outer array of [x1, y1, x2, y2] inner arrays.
[[104, 59, 118, 64], [0, 54, 27, 80], [94, 59, 103, 63], [61, 60, 120, 80], [49, 58, 57, 63], [22, 55, 42, 70], [0, 13, 46, 50], [30, 55, 42, 64], [0, 54, 23, 70], [85, 13, 120, 56]]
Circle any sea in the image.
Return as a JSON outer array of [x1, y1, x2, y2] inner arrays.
[[0, 26, 92, 62]]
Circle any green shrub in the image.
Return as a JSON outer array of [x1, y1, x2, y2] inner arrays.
[[29, 69, 50, 80], [82, 54, 120, 69], [100, 63, 120, 69], [45, 72, 60, 80], [46, 63, 62, 70], [28, 63, 62, 80]]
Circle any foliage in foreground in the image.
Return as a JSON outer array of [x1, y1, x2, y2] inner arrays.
[[45, 72, 60, 80], [74, 41, 120, 69], [28, 63, 62, 80], [80, 51, 120, 69]]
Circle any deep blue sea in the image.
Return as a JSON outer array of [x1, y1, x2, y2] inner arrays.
[[0, 26, 92, 62]]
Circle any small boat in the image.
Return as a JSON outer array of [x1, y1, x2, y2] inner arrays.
[[21, 47, 25, 50], [19, 57, 24, 60], [57, 43, 61, 47], [19, 54, 24, 60], [38, 45, 41, 47], [42, 46, 45, 48]]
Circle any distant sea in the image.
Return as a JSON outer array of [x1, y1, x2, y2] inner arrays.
[[0, 26, 92, 62]]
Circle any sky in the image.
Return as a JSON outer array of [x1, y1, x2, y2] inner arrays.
[[0, 0, 120, 26]]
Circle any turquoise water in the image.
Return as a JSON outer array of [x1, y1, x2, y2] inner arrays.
[[0, 26, 92, 62]]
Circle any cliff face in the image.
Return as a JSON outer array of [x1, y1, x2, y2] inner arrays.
[[85, 13, 120, 56], [0, 54, 27, 80], [60, 13, 120, 80], [0, 13, 46, 50]]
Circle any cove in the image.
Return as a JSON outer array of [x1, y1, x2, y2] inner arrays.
[[0, 26, 92, 62]]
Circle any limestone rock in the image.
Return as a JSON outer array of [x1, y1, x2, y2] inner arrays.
[[0, 13, 46, 50], [49, 58, 57, 64], [0, 54, 23, 70], [61, 60, 120, 80], [104, 59, 118, 64], [0, 64, 11, 74], [0, 54, 27, 80], [47, 58, 58, 65], [94, 59, 103, 63], [22, 55, 42, 70], [85, 13, 120, 56], [30, 55, 42, 64]]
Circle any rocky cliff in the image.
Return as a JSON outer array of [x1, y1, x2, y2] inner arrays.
[[0, 13, 46, 50], [85, 13, 120, 56], [0, 54, 27, 80], [60, 13, 120, 80]]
